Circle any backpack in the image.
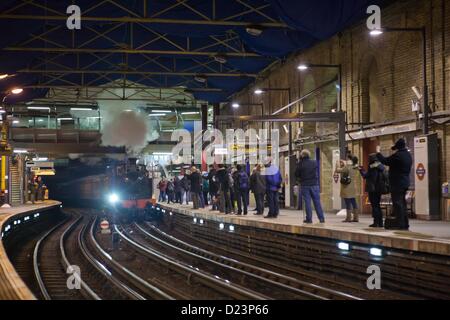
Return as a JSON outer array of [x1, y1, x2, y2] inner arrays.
[[340, 168, 352, 185], [238, 171, 249, 190]]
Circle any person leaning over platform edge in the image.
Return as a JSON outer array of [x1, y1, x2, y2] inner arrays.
[[376, 138, 413, 230], [295, 150, 325, 224], [250, 164, 266, 216], [359, 154, 388, 228], [264, 159, 283, 219]]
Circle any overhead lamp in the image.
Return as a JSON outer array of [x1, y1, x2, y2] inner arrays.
[[71, 107, 93, 111], [57, 118, 73, 121], [214, 54, 227, 64], [246, 25, 263, 36], [254, 89, 264, 95], [149, 113, 166, 117], [181, 112, 199, 115], [13, 149, 27, 154], [297, 64, 309, 71], [194, 75, 207, 83], [232, 103, 240, 109], [33, 157, 48, 161], [0, 74, 8, 80], [152, 110, 172, 113], [12, 120, 19, 124], [283, 124, 289, 133], [369, 29, 384, 36], [11, 88, 23, 95], [27, 106, 50, 110], [412, 86, 422, 100]]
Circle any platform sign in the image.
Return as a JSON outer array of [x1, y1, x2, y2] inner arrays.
[[332, 149, 341, 211], [414, 134, 440, 220]]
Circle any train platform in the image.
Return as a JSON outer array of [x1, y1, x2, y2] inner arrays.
[[160, 203, 450, 257], [0, 200, 61, 300]]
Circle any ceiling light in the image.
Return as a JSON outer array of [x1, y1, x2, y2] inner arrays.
[[181, 112, 199, 115], [214, 54, 227, 64], [71, 107, 93, 111], [11, 88, 23, 95], [194, 75, 207, 83], [58, 118, 73, 121], [152, 110, 172, 113], [369, 29, 383, 36], [246, 25, 263, 36], [13, 149, 27, 154], [148, 113, 166, 117], [297, 64, 309, 71], [12, 120, 19, 124], [0, 74, 8, 80], [27, 106, 50, 110], [33, 157, 48, 161], [254, 89, 264, 95], [232, 103, 240, 109]]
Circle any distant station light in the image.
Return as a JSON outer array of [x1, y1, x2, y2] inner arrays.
[[370, 248, 383, 257]]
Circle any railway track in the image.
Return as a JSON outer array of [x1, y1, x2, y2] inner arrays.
[[130, 222, 361, 300], [115, 224, 269, 300]]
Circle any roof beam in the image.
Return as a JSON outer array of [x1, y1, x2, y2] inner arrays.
[[22, 85, 223, 92], [4, 46, 260, 57], [0, 14, 287, 28], [18, 69, 257, 78]]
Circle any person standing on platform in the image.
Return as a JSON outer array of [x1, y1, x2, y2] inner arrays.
[[208, 165, 219, 211], [359, 154, 388, 228], [187, 166, 202, 209], [181, 171, 191, 205], [157, 178, 167, 203], [250, 164, 266, 216], [335, 155, 360, 223], [376, 138, 412, 230], [174, 175, 182, 204], [202, 172, 209, 206], [264, 159, 282, 219], [166, 178, 175, 204], [217, 164, 233, 214], [234, 165, 250, 216], [295, 150, 325, 224]]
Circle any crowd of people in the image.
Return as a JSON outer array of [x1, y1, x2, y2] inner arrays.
[[157, 138, 413, 230]]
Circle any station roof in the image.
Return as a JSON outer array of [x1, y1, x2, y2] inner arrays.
[[0, 0, 388, 105]]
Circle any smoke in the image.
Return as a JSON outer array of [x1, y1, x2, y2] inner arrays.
[[98, 99, 159, 154]]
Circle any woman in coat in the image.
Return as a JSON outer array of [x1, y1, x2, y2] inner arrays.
[[335, 155, 360, 222]]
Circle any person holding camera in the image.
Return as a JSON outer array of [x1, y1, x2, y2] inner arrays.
[[335, 155, 360, 223]]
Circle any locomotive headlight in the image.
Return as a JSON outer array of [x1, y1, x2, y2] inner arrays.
[[108, 193, 119, 204]]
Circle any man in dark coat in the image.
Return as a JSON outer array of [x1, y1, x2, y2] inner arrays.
[[295, 150, 325, 224], [216, 164, 233, 214], [207, 165, 219, 210], [234, 165, 250, 215], [187, 166, 202, 209], [376, 138, 413, 230], [250, 164, 266, 215]]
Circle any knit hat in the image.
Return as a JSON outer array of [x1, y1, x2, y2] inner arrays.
[[391, 138, 406, 151]]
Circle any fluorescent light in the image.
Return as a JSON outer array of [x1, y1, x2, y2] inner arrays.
[[297, 64, 309, 71], [153, 152, 172, 155], [283, 124, 289, 133], [27, 106, 50, 110], [71, 107, 93, 111], [38, 119, 44, 122], [13, 149, 27, 154], [161, 129, 174, 132], [11, 88, 23, 95], [181, 112, 200, 115], [370, 248, 383, 257], [124, 109, 133, 112], [149, 113, 165, 117], [370, 29, 383, 36], [337, 242, 350, 251], [58, 118, 73, 121], [232, 103, 240, 109], [12, 120, 19, 124], [33, 157, 48, 161], [254, 89, 264, 95], [152, 110, 172, 113]]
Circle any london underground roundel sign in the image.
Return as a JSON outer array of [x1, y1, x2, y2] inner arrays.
[[416, 163, 426, 181]]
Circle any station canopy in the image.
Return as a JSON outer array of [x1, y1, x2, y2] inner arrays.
[[0, 0, 389, 105]]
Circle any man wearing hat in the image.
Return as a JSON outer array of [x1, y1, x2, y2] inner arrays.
[[376, 138, 413, 230]]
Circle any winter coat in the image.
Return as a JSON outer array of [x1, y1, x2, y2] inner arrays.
[[216, 168, 231, 192], [207, 169, 219, 193], [335, 163, 359, 199], [174, 176, 183, 192], [187, 172, 202, 193], [265, 165, 282, 192], [359, 162, 385, 193], [250, 171, 266, 194], [158, 180, 167, 192], [295, 157, 319, 187], [180, 176, 190, 191], [376, 148, 412, 191]]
